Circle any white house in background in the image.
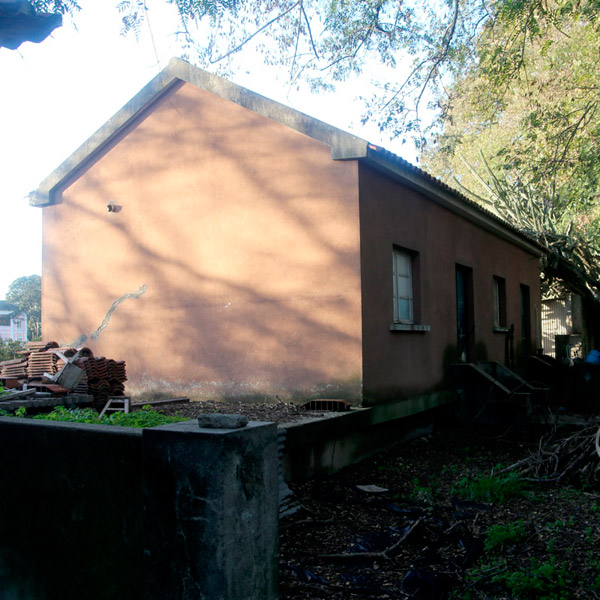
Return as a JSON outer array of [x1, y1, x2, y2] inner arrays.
[[0, 301, 28, 343], [541, 294, 583, 359]]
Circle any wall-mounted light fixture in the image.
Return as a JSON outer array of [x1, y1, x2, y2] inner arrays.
[[107, 200, 122, 213]]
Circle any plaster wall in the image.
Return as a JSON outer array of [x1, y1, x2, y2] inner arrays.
[[42, 82, 362, 401], [359, 164, 541, 403]]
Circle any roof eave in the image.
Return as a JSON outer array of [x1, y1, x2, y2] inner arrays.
[[361, 146, 545, 258]]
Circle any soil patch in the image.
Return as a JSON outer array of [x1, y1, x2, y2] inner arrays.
[[278, 424, 600, 599], [159, 398, 335, 424]]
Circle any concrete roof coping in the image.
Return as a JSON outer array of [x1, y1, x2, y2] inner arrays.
[[29, 57, 368, 207]]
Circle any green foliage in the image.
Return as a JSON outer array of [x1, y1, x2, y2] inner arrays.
[[410, 476, 435, 502], [0, 338, 25, 362], [0, 406, 25, 416], [32, 405, 187, 428], [454, 471, 529, 503], [5, 275, 42, 341], [33, 406, 100, 423], [545, 517, 575, 531], [421, 7, 600, 305], [31, 1, 81, 15], [104, 407, 187, 428], [35, 1, 600, 144], [442, 463, 461, 475], [468, 556, 571, 600], [497, 556, 570, 600], [484, 520, 527, 553], [462, 488, 600, 598], [453, 155, 600, 304]]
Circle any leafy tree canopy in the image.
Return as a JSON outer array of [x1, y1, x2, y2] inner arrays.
[[421, 6, 600, 293], [6, 275, 41, 341], [36, 1, 600, 144], [419, 5, 600, 344], [422, 12, 600, 215], [0, 339, 25, 362]]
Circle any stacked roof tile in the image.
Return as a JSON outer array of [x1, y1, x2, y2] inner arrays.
[[27, 350, 59, 379], [0, 341, 127, 403], [0, 358, 28, 379]]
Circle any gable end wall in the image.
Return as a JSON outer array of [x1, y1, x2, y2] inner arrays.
[[41, 82, 363, 401]]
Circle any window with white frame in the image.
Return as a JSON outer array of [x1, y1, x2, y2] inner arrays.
[[393, 247, 414, 323]]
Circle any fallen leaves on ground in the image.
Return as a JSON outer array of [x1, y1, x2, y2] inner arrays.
[[279, 424, 600, 600]]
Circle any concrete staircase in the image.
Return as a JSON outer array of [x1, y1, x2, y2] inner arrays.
[[452, 361, 550, 424]]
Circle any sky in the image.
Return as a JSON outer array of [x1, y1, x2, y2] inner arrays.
[[0, 0, 417, 300]]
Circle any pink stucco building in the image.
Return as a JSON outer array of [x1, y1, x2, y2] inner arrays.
[[31, 59, 542, 407]]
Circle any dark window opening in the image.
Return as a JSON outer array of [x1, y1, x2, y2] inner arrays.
[[493, 276, 507, 328], [456, 265, 475, 362], [520, 284, 531, 355]]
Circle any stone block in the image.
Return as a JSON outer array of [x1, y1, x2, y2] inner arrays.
[[142, 420, 279, 600]]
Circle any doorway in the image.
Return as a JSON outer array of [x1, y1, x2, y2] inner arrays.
[[456, 265, 474, 362], [520, 284, 531, 356]]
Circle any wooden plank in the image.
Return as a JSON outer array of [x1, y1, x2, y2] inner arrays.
[[0, 394, 94, 412], [0, 389, 36, 401], [130, 397, 190, 411]]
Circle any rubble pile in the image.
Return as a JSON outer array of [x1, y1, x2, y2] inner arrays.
[[0, 341, 127, 404]]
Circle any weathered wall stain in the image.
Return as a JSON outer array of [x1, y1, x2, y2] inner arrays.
[[68, 285, 147, 346]]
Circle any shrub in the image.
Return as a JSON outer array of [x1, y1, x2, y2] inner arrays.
[[484, 520, 528, 553], [31, 405, 187, 428], [454, 472, 529, 503], [499, 556, 570, 599], [0, 339, 24, 362]]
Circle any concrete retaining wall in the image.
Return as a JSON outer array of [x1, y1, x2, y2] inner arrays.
[[282, 390, 455, 481], [0, 418, 278, 600]]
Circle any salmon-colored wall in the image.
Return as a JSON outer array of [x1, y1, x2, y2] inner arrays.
[[42, 82, 363, 401], [359, 164, 541, 403]]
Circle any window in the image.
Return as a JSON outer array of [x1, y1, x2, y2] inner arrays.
[[390, 248, 430, 332], [393, 248, 413, 323], [0, 316, 10, 327], [493, 276, 507, 329]]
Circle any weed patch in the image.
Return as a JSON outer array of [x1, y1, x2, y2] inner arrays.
[[472, 556, 571, 599], [29, 405, 188, 428], [454, 471, 530, 503], [484, 520, 528, 553]]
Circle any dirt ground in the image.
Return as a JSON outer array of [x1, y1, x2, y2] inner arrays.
[[163, 401, 600, 599], [158, 398, 330, 424], [278, 424, 600, 599]]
